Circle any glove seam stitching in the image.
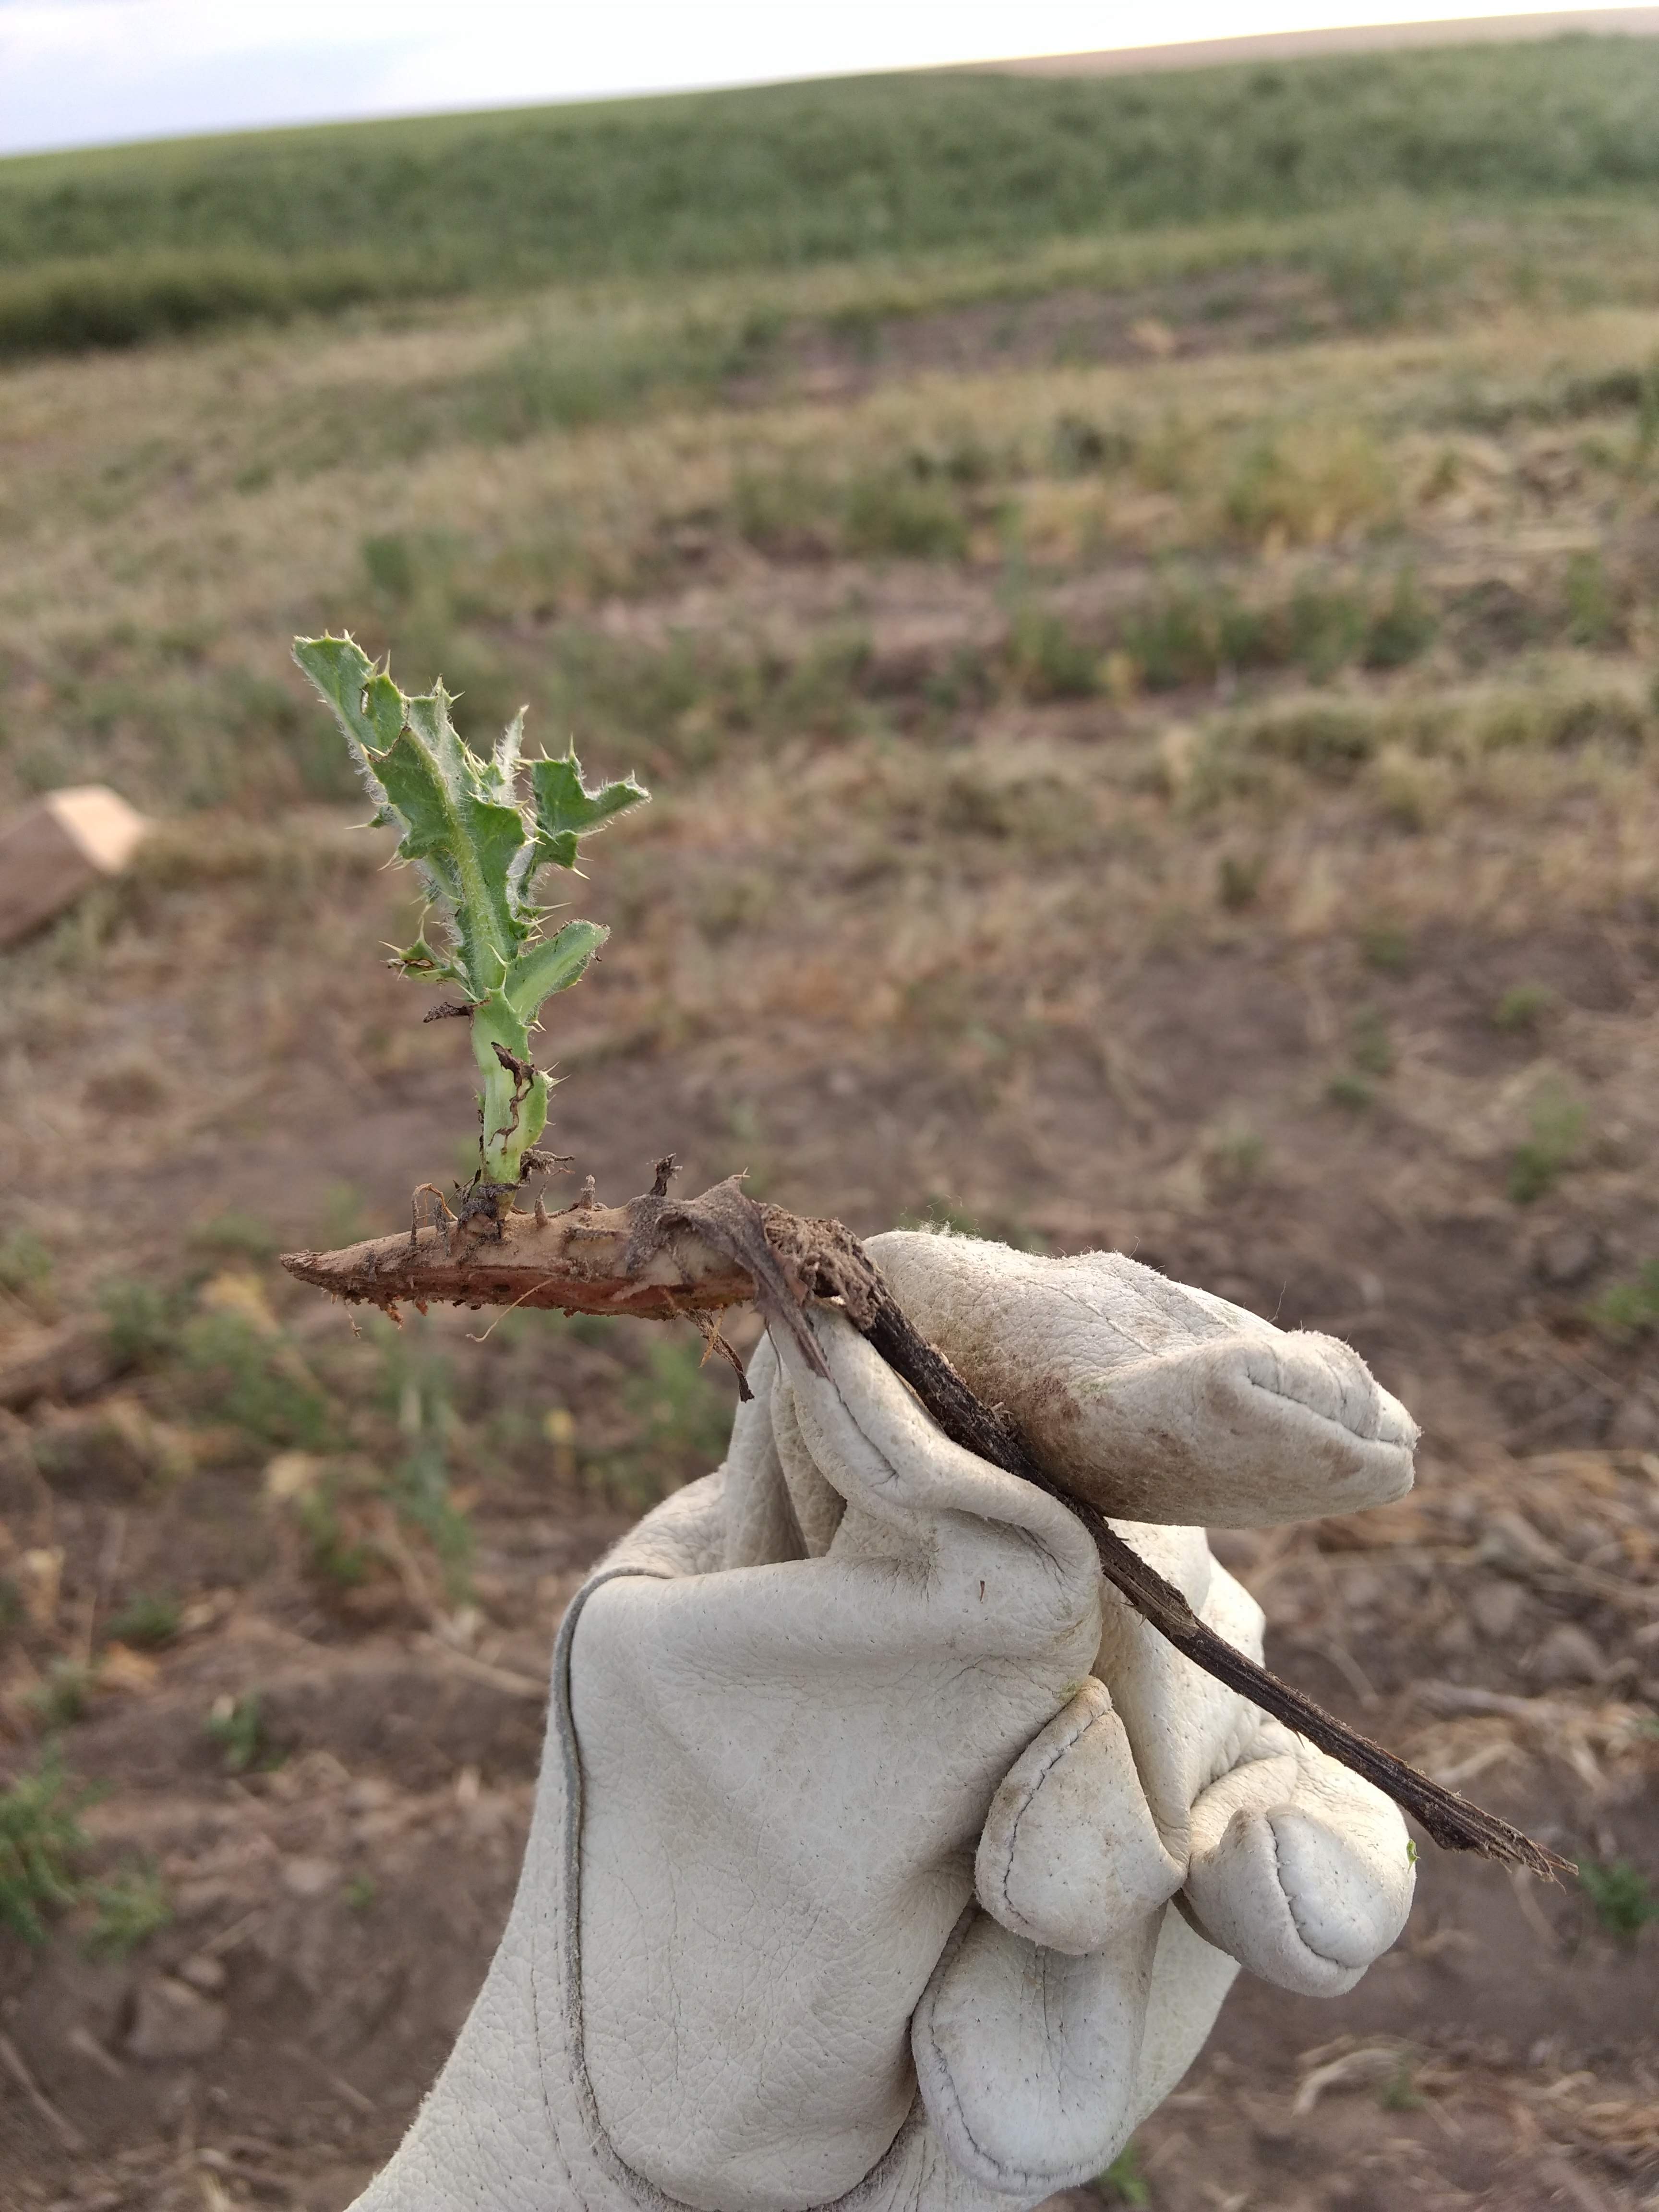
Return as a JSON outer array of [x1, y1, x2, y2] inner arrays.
[[1243, 1373, 1388, 1448], [1268, 1807, 1352, 1972], [994, 1692, 1111, 1941], [914, 1921, 1080, 2197], [554, 1562, 934, 2212]]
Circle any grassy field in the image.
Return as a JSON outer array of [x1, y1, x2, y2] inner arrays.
[[2, 49, 1659, 2212], [9, 40, 1659, 351]]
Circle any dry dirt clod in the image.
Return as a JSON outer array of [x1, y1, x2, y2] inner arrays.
[[0, 1321, 131, 1414], [126, 1977, 228, 2064], [0, 785, 147, 946], [1527, 1623, 1606, 1687]]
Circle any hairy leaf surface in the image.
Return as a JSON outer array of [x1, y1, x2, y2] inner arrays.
[[293, 631, 648, 1189]]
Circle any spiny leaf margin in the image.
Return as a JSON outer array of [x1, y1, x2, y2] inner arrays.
[[293, 631, 649, 1190]]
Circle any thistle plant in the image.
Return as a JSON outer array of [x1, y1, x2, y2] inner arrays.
[[294, 635, 647, 1219], [282, 635, 1563, 1886]]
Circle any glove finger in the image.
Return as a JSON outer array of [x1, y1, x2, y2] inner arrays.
[[864, 1230, 1417, 1527], [1126, 1907, 1240, 2135], [976, 1682, 1182, 1957], [774, 1309, 1101, 1605], [1181, 1734, 1416, 1996], [912, 1908, 1160, 2197], [1094, 1545, 1268, 1858]]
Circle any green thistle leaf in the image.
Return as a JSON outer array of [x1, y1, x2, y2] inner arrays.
[[529, 751, 651, 871], [293, 632, 649, 1192], [373, 689, 522, 1001], [504, 920, 609, 1024]]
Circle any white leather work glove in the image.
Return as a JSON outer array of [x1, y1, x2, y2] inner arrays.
[[354, 1235, 1420, 2212]]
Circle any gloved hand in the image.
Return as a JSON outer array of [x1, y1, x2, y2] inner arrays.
[[354, 1235, 1419, 2212]]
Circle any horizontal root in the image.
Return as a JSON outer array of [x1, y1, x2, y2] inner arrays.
[[282, 1179, 757, 1322]]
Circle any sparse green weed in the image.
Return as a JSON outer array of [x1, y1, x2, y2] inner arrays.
[[28, 1660, 95, 1730], [1217, 851, 1265, 910], [1048, 412, 1134, 477], [1564, 549, 1620, 648], [0, 1231, 54, 1317], [83, 1860, 171, 1959], [1350, 1007, 1394, 1077], [1096, 2139, 1151, 2207], [0, 1755, 93, 1943], [732, 462, 839, 553], [380, 1323, 472, 1599], [1327, 1070, 1375, 1109], [98, 1279, 179, 1369], [1378, 2053, 1423, 2111], [1248, 700, 1379, 776], [842, 464, 968, 561], [206, 1692, 273, 1774], [1493, 982, 1555, 1033], [1508, 1080, 1587, 1203], [288, 1466, 373, 1588], [1589, 1261, 1659, 1335], [1577, 1858, 1659, 1937], [190, 1211, 282, 1266], [1204, 1118, 1267, 1196], [103, 1592, 181, 1649], [180, 1309, 333, 1452], [1006, 607, 1099, 700], [1221, 427, 1394, 548], [1119, 583, 1272, 691], [1359, 923, 1416, 973], [1288, 584, 1368, 683], [589, 1332, 734, 1511], [1363, 569, 1438, 668]]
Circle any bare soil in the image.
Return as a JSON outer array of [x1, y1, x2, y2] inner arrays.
[[2, 269, 1658, 2211], [3, 891, 1655, 2210]]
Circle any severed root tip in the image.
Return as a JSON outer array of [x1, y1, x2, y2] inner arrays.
[[281, 1178, 759, 1324]]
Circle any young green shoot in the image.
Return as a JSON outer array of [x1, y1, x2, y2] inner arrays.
[[294, 634, 648, 1220]]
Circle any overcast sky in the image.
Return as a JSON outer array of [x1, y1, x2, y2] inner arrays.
[[0, 0, 1636, 158]]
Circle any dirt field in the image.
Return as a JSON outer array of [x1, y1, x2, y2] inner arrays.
[[1, 232, 1657, 2212]]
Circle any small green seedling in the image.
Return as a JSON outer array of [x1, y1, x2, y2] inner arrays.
[[1096, 2140, 1150, 2207], [84, 1860, 171, 1959], [295, 635, 648, 1220], [0, 1230, 54, 1317], [206, 1691, 272, 1774], [1350, 1006, 1394, 1077], [1589, 1260, 1659, 1336], [27, 1659, 94, 1730], [104, 1591, 182, 1648], [1378, 2052, 1423, 2110], [1508, 1081, 1587, 1204], [0, 1755, 92, 1943], [1493, 981, 1555, 1034], [1578, 1858, 1659, 1938]]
